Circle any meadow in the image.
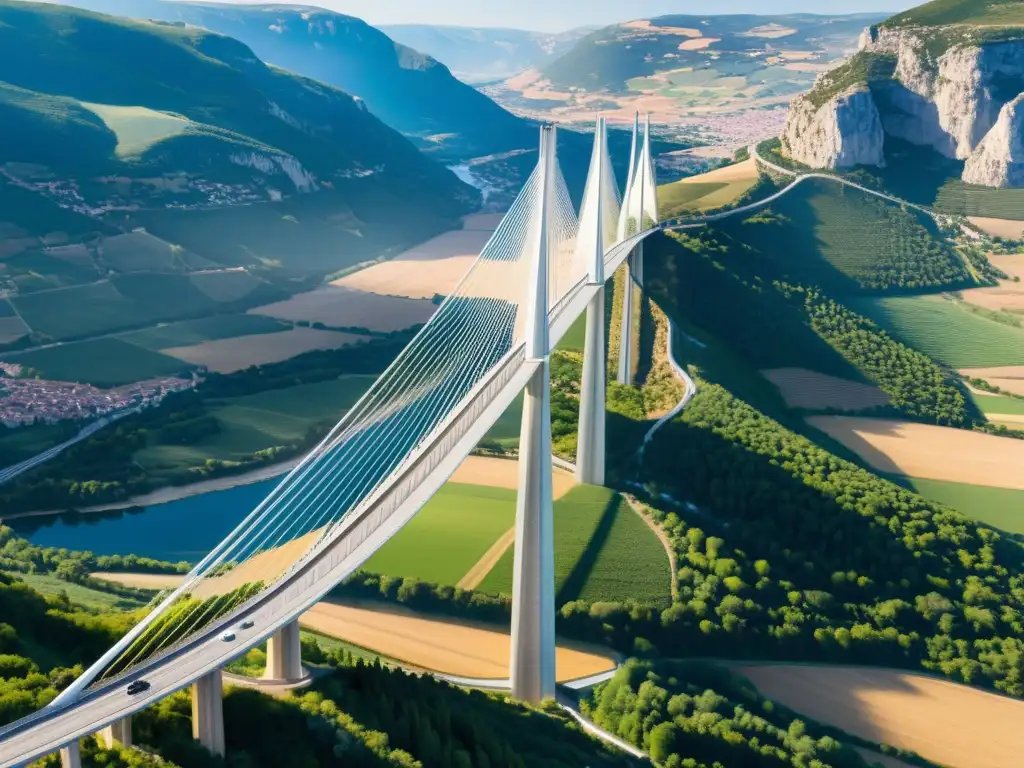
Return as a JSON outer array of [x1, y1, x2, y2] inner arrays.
[[478, 485, 671, 606], [849, 295, 1024, 368], [80, 102, 192, 158], [362, 484, 518, 586], [98, 230, 211, 273], [905, 477, 1024, 536], [120, 314, 290, 351], [967, 390, 1024, 417], [134, 375, 375, 479], [14, 572, 149, 612], [12, 271, 281, 341], [11, 337, 191, 387], [935, 180, 1024, 220]]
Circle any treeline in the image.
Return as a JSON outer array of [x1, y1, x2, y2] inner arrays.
[[1, 525, 189, 577], [781, 284, 969, 426], [584, 660, 934, 768]]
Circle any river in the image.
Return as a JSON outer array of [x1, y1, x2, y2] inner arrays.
[[8, 478, 281, 562]]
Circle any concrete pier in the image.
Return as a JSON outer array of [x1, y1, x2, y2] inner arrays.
[[510, 124, 557, 703], [191, 669, 225, 757], [99, 716, 132, 748], [59, 741, 81, 768], [577, 288, 606, 485], [264, 620, 303, 681]]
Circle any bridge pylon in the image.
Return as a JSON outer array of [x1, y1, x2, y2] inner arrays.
[[264, 619, 304, 682], [576, 116, 613, 486], [510, 124, 557, 703], [617, 113, 659, 385]]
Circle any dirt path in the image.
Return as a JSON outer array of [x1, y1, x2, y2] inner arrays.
[[456, 526, 516, 590], [622, 494, 677, 601], [734, 663, 1024, 768]]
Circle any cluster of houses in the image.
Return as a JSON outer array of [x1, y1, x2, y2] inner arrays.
[[0, 367, 196, 428]]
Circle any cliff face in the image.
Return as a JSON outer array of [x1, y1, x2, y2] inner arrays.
[[782, 22, 1024, 186], [782, 87, 885, 169], [963, 92, 1024, 186]]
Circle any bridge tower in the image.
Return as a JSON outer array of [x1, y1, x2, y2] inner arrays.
[[616, 113, 640, 384], [510, 124, 557, 703], [576, 117, 614, 487], [616, 113, 659, 385]]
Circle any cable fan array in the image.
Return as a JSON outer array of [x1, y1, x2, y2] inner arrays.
[[90, 131, 582, 684]]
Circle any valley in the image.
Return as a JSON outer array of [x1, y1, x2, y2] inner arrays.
[[3, 1, 1024, 767]]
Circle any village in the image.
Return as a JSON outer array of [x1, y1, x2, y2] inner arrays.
[[0, 362, 196, 427]]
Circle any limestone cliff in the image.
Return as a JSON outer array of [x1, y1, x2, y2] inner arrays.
[[963, 93, 1024, 187], [781, 19, 1024, 186], [782, 87, 885, 169]]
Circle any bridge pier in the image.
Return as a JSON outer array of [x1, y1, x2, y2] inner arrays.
[[576, 116, 609, 487], [510, 124, 557, 704], [264, 619, 304, 681], [99, 715, 132, 748], [616, 256, 636, 385], [576, 289, 606, 486], [59, 741, 81, 768], [191, 669, 225, 757]]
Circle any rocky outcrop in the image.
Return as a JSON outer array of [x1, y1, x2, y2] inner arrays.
[[964, 93, 1024, 187], [782, 87, 886, 169], [229, 151, 318, 192], [784, 22, 1024, 186]]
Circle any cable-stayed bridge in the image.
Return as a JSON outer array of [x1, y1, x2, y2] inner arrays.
[[0, 115, 665, 768]]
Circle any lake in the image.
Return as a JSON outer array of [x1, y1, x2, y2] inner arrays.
[[9, 478, 282, 562]]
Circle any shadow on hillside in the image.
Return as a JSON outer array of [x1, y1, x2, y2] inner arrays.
[[556, 492, 621, 606]]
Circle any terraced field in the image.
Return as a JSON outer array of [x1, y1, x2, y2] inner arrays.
[[849, 295, 1024, 368]]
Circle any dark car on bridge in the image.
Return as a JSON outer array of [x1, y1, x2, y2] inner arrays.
[[127, 680, 150, 696]]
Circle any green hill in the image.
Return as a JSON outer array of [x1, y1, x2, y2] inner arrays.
[[884, 0, 1024, 27], [0, 1, 473, 275], [541, 13, 881, 94]]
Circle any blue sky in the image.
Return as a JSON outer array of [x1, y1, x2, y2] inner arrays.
[[236, 0, 914, 32]]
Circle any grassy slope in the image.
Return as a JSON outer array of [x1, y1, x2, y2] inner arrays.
[[363, 483, 518, 585], [884, 0, 1024, 27], [11, 337, 192, 386], [13, 572, 149, 611], [478, 485, 672, 607], [849, 294, 1024, 368]]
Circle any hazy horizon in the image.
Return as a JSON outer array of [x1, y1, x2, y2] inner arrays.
[[182, 0, 912, 33]]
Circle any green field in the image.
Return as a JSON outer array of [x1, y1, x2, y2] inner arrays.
[[99, 231, 211, 273], [11, 572, 150, 612], [0, 422, 67, 465], [120, 314, 290, 351], [135, 375, 374, 477], [849, 295, 1024, 368], [935, 181, 1024, 221], [905, 477, 1024, 536], [659, 182, 728, 218], [11, 337, 192, 386], [363, 483, 518, 585], [80, 102, 191, 157], [12, 271, 280, 341], [478, 485, 671, 607], [968, 389, 1024, 417]]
